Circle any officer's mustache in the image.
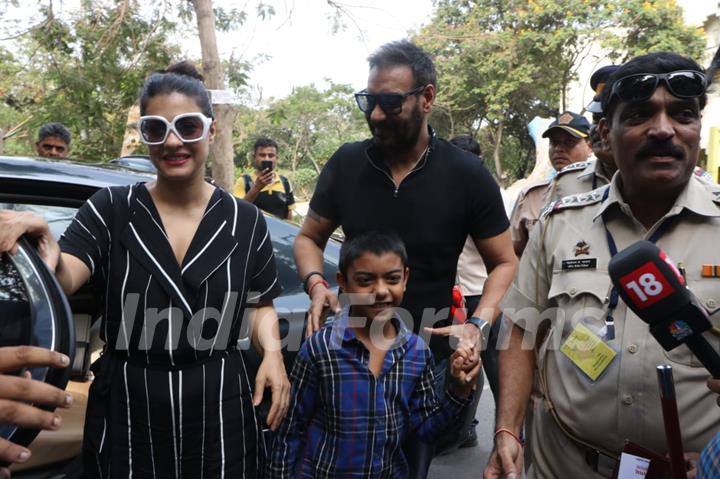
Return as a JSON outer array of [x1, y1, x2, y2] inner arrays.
[[636, 141, 685, 160]]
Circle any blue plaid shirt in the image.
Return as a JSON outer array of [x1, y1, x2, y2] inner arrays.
[[268, 308, 470, 478], [699, 431, 720, 479]]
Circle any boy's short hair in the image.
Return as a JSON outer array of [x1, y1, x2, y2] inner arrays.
[[338, 231, 408, 277]]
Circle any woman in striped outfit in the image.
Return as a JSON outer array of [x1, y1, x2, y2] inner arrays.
[[0, 62, 290, 478]]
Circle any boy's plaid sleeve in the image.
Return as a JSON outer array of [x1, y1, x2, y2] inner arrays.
[[268, 350, 319, 478]]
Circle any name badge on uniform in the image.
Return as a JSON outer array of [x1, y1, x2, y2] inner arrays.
[[561, 258, 597, 270], [560, 323, 617, 381]]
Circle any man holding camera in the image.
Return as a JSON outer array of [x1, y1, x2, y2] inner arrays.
[[234, 137, 295, 220]]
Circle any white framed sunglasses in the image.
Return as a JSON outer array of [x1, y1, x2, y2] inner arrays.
[[138, 112, 213, 145]]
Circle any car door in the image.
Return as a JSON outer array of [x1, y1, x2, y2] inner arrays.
[[0, 238, 75, 465]]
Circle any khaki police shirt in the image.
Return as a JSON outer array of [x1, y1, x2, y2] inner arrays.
[[548, 159, 614, 202], [502, 175, 720, 478], [509, 180, 551, 256]]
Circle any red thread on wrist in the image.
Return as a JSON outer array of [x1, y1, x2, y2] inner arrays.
[[308, 279, 329, 296], [494, 428, 524, 447]]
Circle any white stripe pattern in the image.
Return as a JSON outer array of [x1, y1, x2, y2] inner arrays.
[[251, 253, 273, 279], [123, 362, 133, 478], [143, 368, 157, 478], [87, 199, 108, 230], [219, 358, 226, 479], [128, 223, 193, 315], [181, 220, 227, 274], [136, 199, 169, 241], [203, 198, 222, 219], [120, 251, 131, 350], [168, 371, 179, 476]]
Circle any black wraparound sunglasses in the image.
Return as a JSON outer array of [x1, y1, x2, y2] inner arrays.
[[354, 85, 426, 115], [602, 70, 706, 112]]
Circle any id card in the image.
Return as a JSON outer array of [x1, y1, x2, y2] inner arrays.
[[560, 323, 617, 381]]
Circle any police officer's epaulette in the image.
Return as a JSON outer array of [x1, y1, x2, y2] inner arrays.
[[555, 160, 593, 178], [521, 179, 551, 195], [540, 186, 607, 219]]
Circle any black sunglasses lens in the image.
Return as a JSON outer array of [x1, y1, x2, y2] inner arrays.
[[355, 94, 373, 113], [175, 116, 205, 140], [378, 94, 403, 114], [140, 119, 167, 143], [617, 74, 658, 103], [667, 72, 705, 97]]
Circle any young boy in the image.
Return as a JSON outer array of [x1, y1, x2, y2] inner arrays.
[[269, 231, 477, 478]]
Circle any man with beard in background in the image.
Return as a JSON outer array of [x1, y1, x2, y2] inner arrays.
[[293, 40, 517, 478]]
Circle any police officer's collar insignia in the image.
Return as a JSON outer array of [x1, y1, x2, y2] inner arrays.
[[540, 186, 607, 219], [556, 160, 593, 177], [574, 240, 590, 256]]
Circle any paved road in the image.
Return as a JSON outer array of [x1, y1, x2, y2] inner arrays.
[[428, 381, 495, 478]]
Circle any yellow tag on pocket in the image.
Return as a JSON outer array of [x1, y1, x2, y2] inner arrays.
[[560, 323, 617, 381]]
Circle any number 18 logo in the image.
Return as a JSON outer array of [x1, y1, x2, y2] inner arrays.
[[619, 261, 675, 308]]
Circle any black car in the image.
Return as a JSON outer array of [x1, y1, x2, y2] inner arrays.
[[107, 155, 157, 173], [0, 156, 339, 477]]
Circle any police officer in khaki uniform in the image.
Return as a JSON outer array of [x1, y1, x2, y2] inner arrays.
[[486, 52, 720, 478], [509, 111, 591, 256], [549, 66, 620, 201]]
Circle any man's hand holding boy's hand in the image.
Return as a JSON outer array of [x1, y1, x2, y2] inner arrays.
[[448, 345, 479, 397]]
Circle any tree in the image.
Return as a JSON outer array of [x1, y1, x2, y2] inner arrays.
[[415, 0, 705, 183], [190, 0, 235, 190], [0, 1, 178, 159], [232, 82, 367, 199]]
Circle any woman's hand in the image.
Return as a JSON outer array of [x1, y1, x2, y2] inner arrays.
[[252, 352, 290, 431], [0, 210, 59, 271], [0, 346, 73, 469]]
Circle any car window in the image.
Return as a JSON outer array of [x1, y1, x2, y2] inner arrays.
[[0, 203, 76, 240]]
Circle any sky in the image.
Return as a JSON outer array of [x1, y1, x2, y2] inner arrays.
[[191, 1, 436, 103], [0, 1, 435, 103]]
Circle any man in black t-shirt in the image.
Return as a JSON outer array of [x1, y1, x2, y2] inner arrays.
[[234, 138, 295, 220], [293, 40, 517, 477]]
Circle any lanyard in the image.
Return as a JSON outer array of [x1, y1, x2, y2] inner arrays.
[[601, 188, 676, 340]]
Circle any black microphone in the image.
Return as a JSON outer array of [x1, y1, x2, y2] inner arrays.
[[608, 240, 720, 378]]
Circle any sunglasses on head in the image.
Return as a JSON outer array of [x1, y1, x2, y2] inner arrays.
[[138, 112, 212, 145], [354, 85, 425, 115], [602, 70, 706, 112]]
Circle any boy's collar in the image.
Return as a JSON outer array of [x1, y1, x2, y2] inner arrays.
[[329, 306, 411, 350]]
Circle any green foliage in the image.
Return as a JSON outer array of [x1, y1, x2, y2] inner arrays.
[[287, 167, 319, 199], [1, 1, 178, 160], [233, 82, 367, 199], [415, 0, 706, 182], [601, 0, 705, 61]]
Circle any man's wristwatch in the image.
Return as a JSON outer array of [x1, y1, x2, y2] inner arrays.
[[465, 316, 491, 348]]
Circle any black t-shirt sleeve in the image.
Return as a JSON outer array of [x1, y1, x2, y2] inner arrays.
[[308, 148, 341, 221], [467, 161, 510, 239], [58, 187, 114, 278], [247, 209, 282, 303]]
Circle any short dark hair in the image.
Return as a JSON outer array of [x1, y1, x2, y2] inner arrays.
[[602, 52, 706, 121], [139, 61, 213, 118], [254, 137, 278, 153], [368, 40, 437, 89], [338, 231, 408, 277], [450, 134, 481, 157], [38, 122, 71, 145]]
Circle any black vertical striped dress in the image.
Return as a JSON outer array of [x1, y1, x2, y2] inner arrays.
[[58, 183, 281, 478]]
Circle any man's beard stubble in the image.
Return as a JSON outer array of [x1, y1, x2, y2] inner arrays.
[[367, 101, 424, 156]]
